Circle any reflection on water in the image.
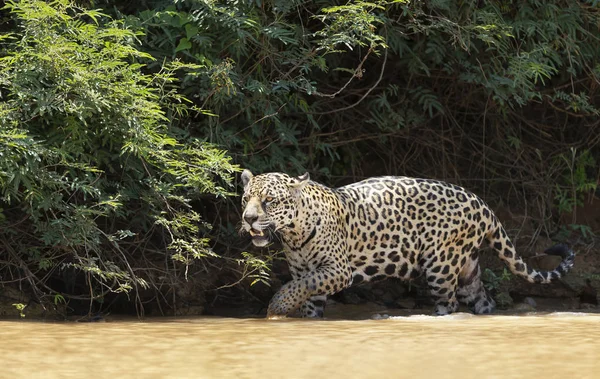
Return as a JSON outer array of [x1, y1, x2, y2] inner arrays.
[[2, 313, 599, 378]]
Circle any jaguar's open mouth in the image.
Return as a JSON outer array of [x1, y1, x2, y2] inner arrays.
[[249, 228, 265, 237], [249, 228, 270, 246]]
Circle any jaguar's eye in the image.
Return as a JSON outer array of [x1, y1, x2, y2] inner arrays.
[[265, 196, 274, 203]]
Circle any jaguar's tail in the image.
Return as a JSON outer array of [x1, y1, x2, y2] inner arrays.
[[487, 224, 574, 284]]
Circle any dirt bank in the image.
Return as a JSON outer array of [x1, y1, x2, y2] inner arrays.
[[1, 198, 598, 320]]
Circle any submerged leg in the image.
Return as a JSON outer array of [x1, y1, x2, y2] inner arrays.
[[423, 249, 460, 315], [299, 295, 327, 318], [426, 269, 459, 315]]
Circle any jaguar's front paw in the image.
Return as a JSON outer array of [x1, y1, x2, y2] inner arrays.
[[266, 281, 306, 319], [266, 313, 287, 320], [266, 301, 289, 319]]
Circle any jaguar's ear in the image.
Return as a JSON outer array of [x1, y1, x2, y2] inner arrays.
[[289, 172, 309, 192], [241, 169, 253, 189]]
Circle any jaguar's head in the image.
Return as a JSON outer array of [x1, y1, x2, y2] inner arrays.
[[240, 169, 309, 247]]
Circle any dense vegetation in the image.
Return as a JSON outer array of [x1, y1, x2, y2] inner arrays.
[[0, 0, 598, 317]]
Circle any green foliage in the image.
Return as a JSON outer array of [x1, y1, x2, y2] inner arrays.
[[12, 303, 26, 318], [112, 0, 600, 186], [554, 148, 597, 215], [237, 251, 273, 287], [54, 294, 66, 306], [313, 1, 391, 53], [1, 0, 599, 313], [483, 268, 512, 292], [482, 268, 514, 308], [556, 224, 595, 243], [0, 0, 237, 312]]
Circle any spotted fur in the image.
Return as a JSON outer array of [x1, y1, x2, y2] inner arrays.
[[240, 170, 575, 318]]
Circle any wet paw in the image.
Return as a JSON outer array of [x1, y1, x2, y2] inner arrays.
[[266, 314, 287, 320], [472, 297, 496, 314], [266, 280, 308, 318], [434, 305, 454, 316]]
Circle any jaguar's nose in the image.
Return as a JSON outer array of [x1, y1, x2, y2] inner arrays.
[[244, 213, 258, 226]]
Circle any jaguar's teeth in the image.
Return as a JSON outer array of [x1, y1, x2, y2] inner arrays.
[[250, 229, 265, 237]]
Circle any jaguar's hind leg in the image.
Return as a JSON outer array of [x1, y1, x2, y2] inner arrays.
[[457, 253, 496, 314], [425, 267, 460, 315], [299, 295, 327, 318]]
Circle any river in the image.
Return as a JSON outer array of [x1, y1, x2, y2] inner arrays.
[[1, 312, 599, 378]]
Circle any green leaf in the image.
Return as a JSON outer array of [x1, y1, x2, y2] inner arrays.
[[185, 24, 198, 39], [175, 37, 192, 52]]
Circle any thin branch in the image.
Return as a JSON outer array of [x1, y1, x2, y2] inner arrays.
[[311, 47, 388, 115], [312, 47, 374, 99]]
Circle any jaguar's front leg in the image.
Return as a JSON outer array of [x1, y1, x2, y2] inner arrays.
[[266, 278, 312, 318], [267, 267, 350, 319]]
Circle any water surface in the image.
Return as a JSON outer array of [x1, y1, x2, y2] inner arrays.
[[2, 313, 599, 378]]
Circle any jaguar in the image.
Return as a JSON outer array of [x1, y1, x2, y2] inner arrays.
[[240, 170, 575, 318]]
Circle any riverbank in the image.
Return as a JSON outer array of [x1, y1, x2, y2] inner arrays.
[[1, 204, 598, 321]]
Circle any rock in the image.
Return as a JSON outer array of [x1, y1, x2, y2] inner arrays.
[[510, 296, 537, 312], [494, 292, 514, 309], [394, 297, 416, 310], [380, 291, 396, 305], [523, 296, 537, 307], [174, 305, 205, 316], [579, 279, 598, 306], [513, 302, 536, 312], [529, 254, 563, 271], [559, 274, 589, 297], [345, 285, 378, 302], [340, 290, 363, 305], [371, 313, 390, 320]]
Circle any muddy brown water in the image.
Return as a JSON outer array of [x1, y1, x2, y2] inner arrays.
[[1, 312, 599, 378]]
